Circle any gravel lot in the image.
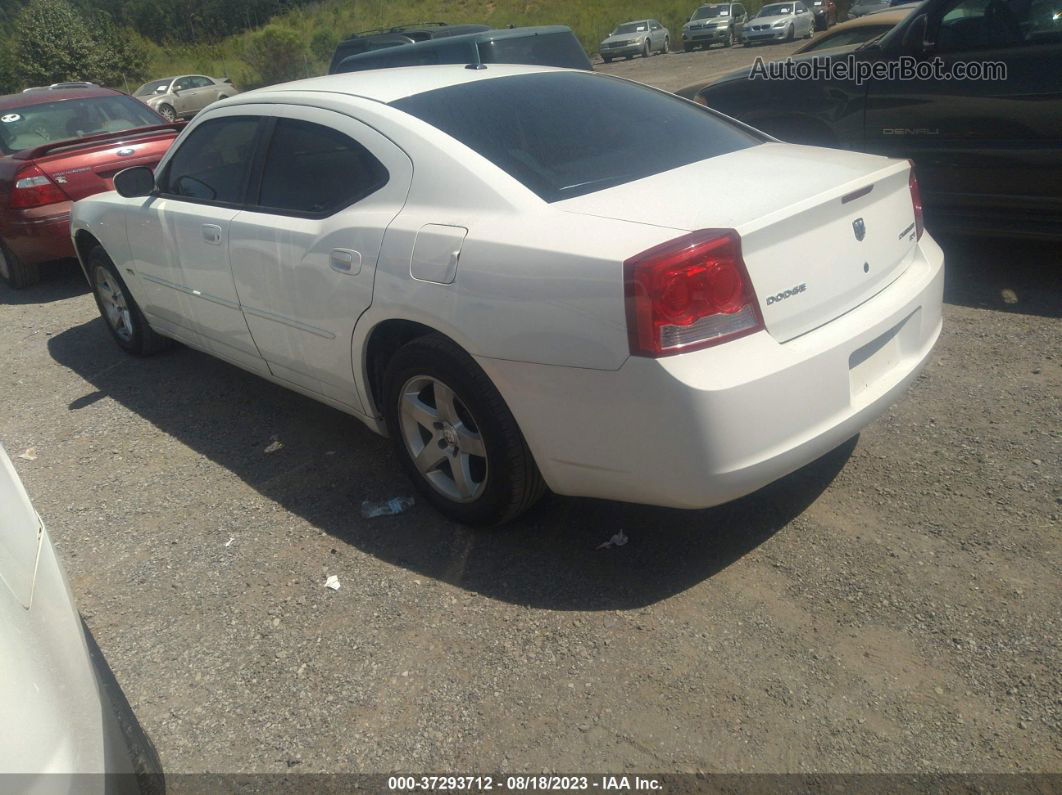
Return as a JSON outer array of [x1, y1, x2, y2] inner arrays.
[[1, 47, 1059, 778]]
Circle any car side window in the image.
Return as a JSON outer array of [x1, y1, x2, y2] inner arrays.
[[161, 116, 259, 204], [173, 77, 189, 91], [189, 76, 212, 88], [255, 119, 389, 216], [934, 0, 1054, 49]]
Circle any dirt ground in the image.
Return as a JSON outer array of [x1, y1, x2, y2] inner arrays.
[[1, 44, 1059, 778]]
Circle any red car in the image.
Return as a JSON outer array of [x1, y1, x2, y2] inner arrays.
[[0, 85, 181, 288]]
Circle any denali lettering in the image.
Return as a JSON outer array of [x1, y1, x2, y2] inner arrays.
[[766, 283, 807, 305]]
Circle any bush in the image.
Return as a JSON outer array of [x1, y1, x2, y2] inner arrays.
[[242, 25, 308, 87]]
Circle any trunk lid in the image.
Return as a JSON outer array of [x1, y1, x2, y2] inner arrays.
[[22, 125, 180, 202], [558, 143, 919, 342]]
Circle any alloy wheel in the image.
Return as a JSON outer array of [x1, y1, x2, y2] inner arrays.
[[398, 375, 488, 503], [94, 266, 134, 342]]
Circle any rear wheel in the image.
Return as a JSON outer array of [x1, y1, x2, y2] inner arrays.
[[383, 334, 545, 526], [0, 240, 40, 289], [88, 247, 171, 355]]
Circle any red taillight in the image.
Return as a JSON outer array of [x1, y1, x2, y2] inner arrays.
[[624, 229, 764, 357], [908, 161, 924, 241], [9, 164, 68, 209]]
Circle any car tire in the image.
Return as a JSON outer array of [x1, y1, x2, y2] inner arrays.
[[0, 240, 40, 289], [662, 36, 669, 53], [726, 29, 735, 46], [382, 334, 545, 527], [683, 42, 693, 52], [642, 39, 650, 57], [156, 103, 176, 122], [625, 53, 633, 59], [88, 246, 171, 356], [603, 55, 613, 63], [786, 24, 795, 40]]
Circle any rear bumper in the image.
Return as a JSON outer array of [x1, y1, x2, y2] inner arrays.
[[477, 234, 944, 510], [1, 202, 75, 264]]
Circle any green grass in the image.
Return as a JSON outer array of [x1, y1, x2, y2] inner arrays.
[[145, 0, 771, 89]]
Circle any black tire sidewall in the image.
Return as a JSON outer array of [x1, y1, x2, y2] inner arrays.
[[382, 338, 532, 526]]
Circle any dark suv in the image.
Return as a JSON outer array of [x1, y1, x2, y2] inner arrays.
[[328, 22, 491, 73], [694, 0, 1062, 239], [329, 25, 593, 74]]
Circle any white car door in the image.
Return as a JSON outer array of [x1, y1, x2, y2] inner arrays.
[[126, 112, 267, 372], [227, 106, 413, 410]]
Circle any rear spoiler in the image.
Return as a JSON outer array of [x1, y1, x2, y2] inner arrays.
[[13, 122, 185, 161]]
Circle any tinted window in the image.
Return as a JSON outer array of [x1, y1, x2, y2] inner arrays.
[[935, 0, 1060, 49], [392, 72, 761, 202], [257, 119, 388, 215], [163, 116, 258, 203], [0, 96, 164, 155], [477, 32, 593, 70]]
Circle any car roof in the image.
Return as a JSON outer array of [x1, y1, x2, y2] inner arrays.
[[0, 86, 123, 110], [245, 63, 570, 105]]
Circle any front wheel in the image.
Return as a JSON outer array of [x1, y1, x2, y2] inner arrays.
[[642, 39, 650, 57], [683, 42, 693, 52], [383, 335, 545, 526], [88, 247, 171, 355], [661, 36, 669, 53], [602, 55, 613, 63], [726, 29, 735, 46], [786, 24, 795, 41], [156, 103, 176, 122]]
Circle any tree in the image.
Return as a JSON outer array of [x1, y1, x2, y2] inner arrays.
[[242, 24, 307, 87], [14, 0, 98, 85], [11, 0, 148, 89]]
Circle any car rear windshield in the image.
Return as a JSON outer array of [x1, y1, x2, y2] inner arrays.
[[135, 79, 171, 96], [0, 96, 163, 155], [390, 72, 761, 202], [477, 32, 593, 70]]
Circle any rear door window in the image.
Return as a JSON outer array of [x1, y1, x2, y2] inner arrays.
[[161, 116, 259, 204], [392, 71, 761, 202], [254, 118, 389, 215]]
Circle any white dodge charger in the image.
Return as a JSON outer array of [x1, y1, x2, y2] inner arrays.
[[70, 64, 943, 525]]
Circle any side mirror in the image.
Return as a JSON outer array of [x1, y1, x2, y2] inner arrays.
[[114, 166, 156, 198], [902, 14, 930, 54]]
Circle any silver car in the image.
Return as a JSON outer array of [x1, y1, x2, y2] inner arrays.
[[682, 3, 750, 50], [133, 74, 239, 121], [599, 19, 670, 62], [743, 1, 816, 43]]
